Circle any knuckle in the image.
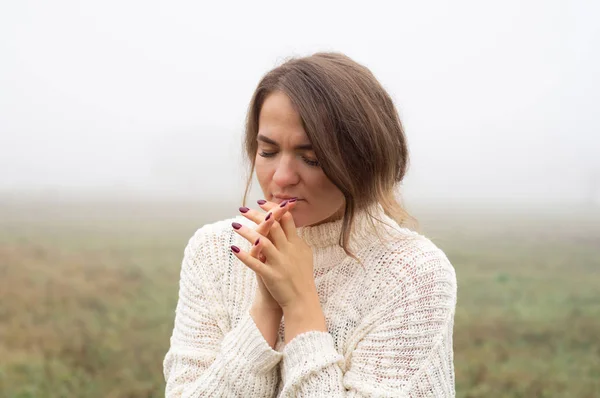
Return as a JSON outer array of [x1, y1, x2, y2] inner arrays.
[[254, 223, 267, 234], [262, 238, 274, 250]]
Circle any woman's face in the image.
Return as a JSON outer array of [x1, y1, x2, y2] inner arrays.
[[255, 91, 345, 227]]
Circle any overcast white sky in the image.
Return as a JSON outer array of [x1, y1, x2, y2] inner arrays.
[[1, 0, 598, 204]]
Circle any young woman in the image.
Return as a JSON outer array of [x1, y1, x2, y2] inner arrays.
[[163, 52, 457, 397]]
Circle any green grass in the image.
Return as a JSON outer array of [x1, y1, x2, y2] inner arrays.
[[0, 199, 598, 397]]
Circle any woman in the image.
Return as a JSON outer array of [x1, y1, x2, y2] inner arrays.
[[163, 52, 457, 397]]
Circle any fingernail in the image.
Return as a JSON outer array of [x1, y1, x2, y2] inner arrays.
[[265, 212, 272, 221], [255, 238, 260, 246], [239, 206, 249, 213], [257, 199, 267, 205], [279, 200, 289, 207], [289, 197, 297, 203], [231, 245, 240, 253], [232, 222, 242, 230]]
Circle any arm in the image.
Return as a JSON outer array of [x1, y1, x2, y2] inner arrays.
[[278, 254, 457, 397], [163, 226, 283, 398], [250, 300, 283, 349]]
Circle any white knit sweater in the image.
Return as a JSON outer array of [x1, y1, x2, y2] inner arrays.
[[163, 208, 457, 397]]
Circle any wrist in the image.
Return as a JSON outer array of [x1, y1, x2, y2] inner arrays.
[[282, 300, 323, 324], [250, 303, 283, 349], [252, 297, 283, 317], [281, 290, 321, 318], [282, 297, 327, 344]]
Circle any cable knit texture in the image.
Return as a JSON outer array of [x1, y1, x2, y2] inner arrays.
[[163, 207, 457, 397]]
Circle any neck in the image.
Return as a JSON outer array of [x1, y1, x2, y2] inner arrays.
[[296, 204, 396, 253], [306, 207, 345, 228]]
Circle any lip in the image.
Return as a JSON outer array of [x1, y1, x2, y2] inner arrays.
[[273, 195, 303, 203]]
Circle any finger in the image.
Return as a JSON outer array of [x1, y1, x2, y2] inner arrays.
[[238, 199, 288, 222], [238, 205, 268, 226], [231, 221, 262, 246], [269, 199, 298, 241], [257, 211, 287, 247], [249, 199, 282, 236], [231, 245, 269, 276], [249, 236, 263, 261], [256, 199, 278, 211], [238, 205, 287, 249], [257, 199, 297, 239], [251, 235, 279, 264], [278, 200, 298, 238], [239, 200, 296, 246], [257, 198, 294, 218], [232, 221, 278, 258], [243, 199, 296, 235], [249, 237, 268, 264]]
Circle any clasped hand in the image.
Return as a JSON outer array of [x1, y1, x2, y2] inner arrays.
[[231, 199, 317, 313]]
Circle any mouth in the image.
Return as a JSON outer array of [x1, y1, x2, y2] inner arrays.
[[273, 195, 304, 203]]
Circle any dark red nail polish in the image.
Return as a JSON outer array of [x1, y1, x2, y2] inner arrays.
[[265, 212, 272, 221], [279, 200, 289, 207], [255, 238, 260, 246], [239, 206, 249, 213], [232, 222, 242, 230], [289, 198, 297, 203], [231, 245, 240, 253], [257, 199, 267, 205]]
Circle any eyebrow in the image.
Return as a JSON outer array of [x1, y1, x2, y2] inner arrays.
[[257, 134, 313, 150]]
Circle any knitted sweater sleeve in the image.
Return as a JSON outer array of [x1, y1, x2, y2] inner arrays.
[[163, 224, 283, 397], [279, 250, 457, 398]]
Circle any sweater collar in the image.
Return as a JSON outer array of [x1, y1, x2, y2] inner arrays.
[[296, 204, 398, 253]]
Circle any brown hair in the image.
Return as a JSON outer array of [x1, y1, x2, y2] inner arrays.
[[242, 52, 415, 256]]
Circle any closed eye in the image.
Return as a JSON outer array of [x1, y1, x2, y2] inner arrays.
[[302, 156, 320, 167], [258, 151, 276, 158], [258, 151, 320, 167]]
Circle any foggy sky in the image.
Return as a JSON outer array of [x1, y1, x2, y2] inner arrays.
[[1, 0, 598, 204]]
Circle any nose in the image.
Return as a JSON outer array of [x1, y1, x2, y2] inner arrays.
[[272, 154, 300, 188]]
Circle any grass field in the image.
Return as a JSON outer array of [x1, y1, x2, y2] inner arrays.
[[1, 198, 599, 397]]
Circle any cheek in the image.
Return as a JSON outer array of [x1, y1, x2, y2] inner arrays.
[[254, 157, 272, 187], [310, 174, 343, 201]]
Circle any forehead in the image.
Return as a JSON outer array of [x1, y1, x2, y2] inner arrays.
[[258, 91, 309, 144]]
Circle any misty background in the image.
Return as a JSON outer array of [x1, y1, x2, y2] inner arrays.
[[2, 2, 600, 397], [1, 0, 598, 206]]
